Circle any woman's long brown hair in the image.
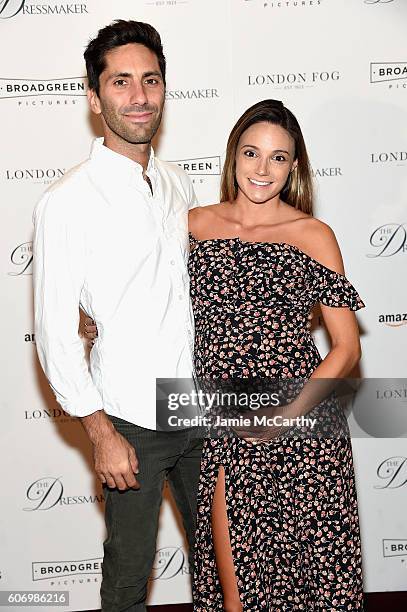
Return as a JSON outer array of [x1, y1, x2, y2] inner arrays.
[[220, 99, 314, 215]]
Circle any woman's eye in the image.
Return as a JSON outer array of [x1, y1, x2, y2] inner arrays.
[[273, 155, 287, 162], [243, 150, 257, 158]]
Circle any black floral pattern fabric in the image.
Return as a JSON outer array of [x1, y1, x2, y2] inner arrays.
[[188, 235, 365, 611]]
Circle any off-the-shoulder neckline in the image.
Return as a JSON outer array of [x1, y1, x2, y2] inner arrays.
[[188, 232, 347, 278]]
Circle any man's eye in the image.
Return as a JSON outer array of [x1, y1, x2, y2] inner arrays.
[[114, 80, 127, 87], [145, 78, 159, 85]]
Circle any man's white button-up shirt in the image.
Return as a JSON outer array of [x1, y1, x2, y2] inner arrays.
[[33, 138, 197, 430]]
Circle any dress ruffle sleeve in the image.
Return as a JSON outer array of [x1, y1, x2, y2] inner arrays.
[[311, 260, 365, 311]]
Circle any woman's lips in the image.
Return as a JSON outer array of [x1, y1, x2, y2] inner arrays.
[[248, 178, 272, 187]]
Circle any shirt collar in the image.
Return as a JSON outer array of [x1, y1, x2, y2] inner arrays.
[[89, 137, 157, 183]]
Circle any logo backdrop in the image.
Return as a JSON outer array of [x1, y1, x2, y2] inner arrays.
[[1, 0, 406, 608]]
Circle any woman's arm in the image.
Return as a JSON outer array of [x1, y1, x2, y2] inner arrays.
[[280, 221, 362, 418]]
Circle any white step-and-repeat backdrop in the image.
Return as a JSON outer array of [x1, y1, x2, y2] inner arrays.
[[1, 0, 406, 609]]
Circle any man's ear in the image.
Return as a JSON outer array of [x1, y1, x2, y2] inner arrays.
[[87, 88, 101, 115]]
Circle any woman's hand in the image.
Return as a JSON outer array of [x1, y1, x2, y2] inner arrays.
[[231, 404, 292, 442], [83, 316, 98, 344]]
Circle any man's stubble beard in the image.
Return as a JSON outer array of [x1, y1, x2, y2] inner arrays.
[[100, 98, 164, 145]]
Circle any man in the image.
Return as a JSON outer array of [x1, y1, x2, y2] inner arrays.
[[33, 20, 202, 612]]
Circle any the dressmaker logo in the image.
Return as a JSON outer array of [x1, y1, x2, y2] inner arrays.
[[383, 540, 407, 558], [365, 0, 395, 4], [165, 88, 220, 101], [32, 558, 103, 581], [4, 167, 65, 184], [378, 313, 407, 327], [375, 457, 407, 489], [370, 151, 407, 164], [9, 241, 33, 276], [367, 224, 407, 257], [151, 546, 190, 580], [23, 477, 104, 511], [374, 456, 407, 489], [248, 69, 340, 91], [0, 1, 88, 19], [370, 63, 407, 90], [243, 0, 322, 7], [312, 167, 342, 178]]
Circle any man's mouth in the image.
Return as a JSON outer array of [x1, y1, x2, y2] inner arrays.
[[123, 112, 154, 123], [248, 178, 272, 187]]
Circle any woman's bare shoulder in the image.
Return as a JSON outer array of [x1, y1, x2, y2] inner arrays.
[[295, 218, 345, 274], [188, 203, 224, 235]]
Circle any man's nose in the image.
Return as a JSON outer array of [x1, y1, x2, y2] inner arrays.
[[128, 81, 148, 106]]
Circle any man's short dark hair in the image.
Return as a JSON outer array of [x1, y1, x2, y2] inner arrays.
[[84, 19, 166, 95]]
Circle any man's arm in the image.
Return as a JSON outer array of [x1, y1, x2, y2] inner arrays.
[[33, 190, 101, 416], [33, 189, 139, 490]]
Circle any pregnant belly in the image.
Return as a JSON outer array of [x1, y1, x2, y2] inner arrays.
[[194, 318, 321, 379]]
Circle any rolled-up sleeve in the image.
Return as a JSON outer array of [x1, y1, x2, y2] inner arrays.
[[33, 189, 103, 416]]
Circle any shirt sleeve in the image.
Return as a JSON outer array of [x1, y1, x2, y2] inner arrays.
[[33, 189, 103, 417], [185, 173, 199, 210]]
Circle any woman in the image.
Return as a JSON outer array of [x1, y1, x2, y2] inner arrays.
[[86, 99, 365, 610], [188, 99, 364, 611]]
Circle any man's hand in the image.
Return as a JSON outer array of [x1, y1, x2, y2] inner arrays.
[[81, 411, 140, 491]]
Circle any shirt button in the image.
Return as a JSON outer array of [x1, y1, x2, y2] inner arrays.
[[170, 260, 175, 266]]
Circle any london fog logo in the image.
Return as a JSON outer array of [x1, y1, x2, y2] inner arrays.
[[9, 241, 33, 276], [0, 0, 88, 19], [370, 63, 407, 89], [370, 151, 406, 165], [24, 405, 77, 423], [151, 546, 189, 580], [375, 457, 407, 489], [23, 477, 104, 511], [145, 0, 189, 6], [4, 167, 65, 184], [248, 70, 339, 90], [367, 223, 407, 257], [32, 558, 102, 581]]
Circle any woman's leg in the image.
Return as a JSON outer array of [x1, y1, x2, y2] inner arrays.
[[211, 466, 243, 612]]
